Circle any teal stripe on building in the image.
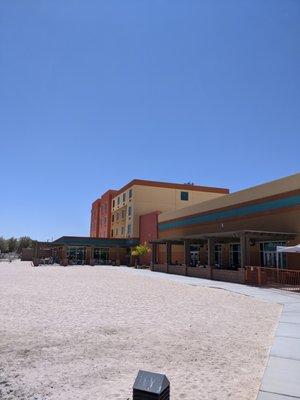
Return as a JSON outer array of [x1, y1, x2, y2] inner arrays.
[[158, 194, 300, 232]]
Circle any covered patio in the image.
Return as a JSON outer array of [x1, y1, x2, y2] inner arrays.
[[150, 230, 296, 284]]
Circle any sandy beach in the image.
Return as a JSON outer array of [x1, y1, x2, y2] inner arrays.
[[0, 261, 281, 400]]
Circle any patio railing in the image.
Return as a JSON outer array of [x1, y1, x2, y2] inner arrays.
[[245, 266, 300, 293]]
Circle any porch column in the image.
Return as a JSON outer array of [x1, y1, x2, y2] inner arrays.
[[240, 235, 249, 268], [116, 246, 120, 266], [166, 242, 172, 272], [85, 247, 91, 265], [207, 238, 215, 267], [90, 246, 95, 266], [184, 240, 191, 269], [151, 243, 157, 266], [61, 245, 68, 266]]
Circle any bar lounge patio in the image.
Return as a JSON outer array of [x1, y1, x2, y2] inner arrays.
[[150, 230, 297, 284]]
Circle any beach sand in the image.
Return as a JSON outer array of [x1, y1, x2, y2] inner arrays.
[[0, 262, 281, 400]]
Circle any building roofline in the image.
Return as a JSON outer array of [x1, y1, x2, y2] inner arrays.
[[114, 179, 229, 196]]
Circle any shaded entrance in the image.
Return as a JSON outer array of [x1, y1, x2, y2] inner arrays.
[[67, 246, 86, 265], [93, 247, 109, 265]]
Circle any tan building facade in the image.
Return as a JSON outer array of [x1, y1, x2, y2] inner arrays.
[[151, 173, 300, 272], [109, 179, 229, 238]]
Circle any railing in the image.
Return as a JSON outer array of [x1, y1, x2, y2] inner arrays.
[[245, 266, 300, 292]]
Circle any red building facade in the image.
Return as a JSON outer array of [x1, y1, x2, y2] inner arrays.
[[90, 190, 117, 238]]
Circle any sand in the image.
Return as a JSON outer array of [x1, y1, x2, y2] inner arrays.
[[0, 261, 281, 400]]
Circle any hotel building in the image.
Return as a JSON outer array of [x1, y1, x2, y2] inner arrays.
[[90, 179, 229, 239]]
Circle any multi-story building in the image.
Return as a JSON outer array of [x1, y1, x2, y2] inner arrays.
[[90, 179, 229, 239], [90, 190, 117, 238]]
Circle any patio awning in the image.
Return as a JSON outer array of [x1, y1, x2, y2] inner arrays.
[[150, 230, 296, 245], [277, 245, 300, 253]]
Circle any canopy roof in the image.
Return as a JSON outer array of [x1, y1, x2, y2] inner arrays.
[[151, 230, 296, 245], [51, 236, 139, 248], [277, 245, 300, 253]]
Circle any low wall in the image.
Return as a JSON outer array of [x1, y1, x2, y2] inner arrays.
[[187, 266, 212, 279], [21, 249, 34, 261], [168, 265, 187, 276], [152, 264, 245, 284], [212, 268, 245, 284], [152, 264, 168, 273]]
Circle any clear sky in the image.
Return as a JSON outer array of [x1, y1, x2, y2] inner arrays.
[[0, 0, 299, 241]]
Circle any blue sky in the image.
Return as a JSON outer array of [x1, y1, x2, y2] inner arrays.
[[0, 0, 299, 241]]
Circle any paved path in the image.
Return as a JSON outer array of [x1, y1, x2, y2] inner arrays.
[[118, 267, 300, 400]]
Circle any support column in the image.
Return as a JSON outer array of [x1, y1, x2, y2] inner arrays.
[[61, 245, 68, 266], [90, 246, 95, 266], [207, 239, 215, 280], [86, 247, 91, 265], [151, 243, 157, 268], [240, 235, 249, 268], [116, 246, 120, 266], [184, 240, 191, 274], [166, 242, 172, 273], [207, 239, 215, 267]]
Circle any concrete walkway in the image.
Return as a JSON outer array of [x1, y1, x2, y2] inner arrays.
[[117, 267, 300, 400]]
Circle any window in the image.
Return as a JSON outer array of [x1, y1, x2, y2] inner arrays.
[[112, 200, 115, 208], [230, 244, 240, 268], [129, 189, 132, 199], [121, 209, 125, 219], [181, 191, 189, 201], [260, 242, 286, 268], [111, 229, 113, 237], [128, 206, 132, 216], [117, 196, 120, 205], [116, 212, 119, 221], [112, 214, 114, 222], [127, 224, 131, 235], [115, 228, 118, 236], [123, 193, 126, 203], [121, 226, 125, 235], [93, 247, 109, 265]]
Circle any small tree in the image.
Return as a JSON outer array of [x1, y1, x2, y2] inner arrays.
[[17, 236, 36, 254], [7, 237, 18, 253], [131, 242, 151, 267], [0, 237, 8, 254]]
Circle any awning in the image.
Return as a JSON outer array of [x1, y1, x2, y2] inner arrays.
[[277, 245, 300, 253], [151, 230, 296, 245]]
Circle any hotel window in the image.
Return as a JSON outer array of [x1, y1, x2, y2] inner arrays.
[[122, 209, 125, 219], [181, 191, 189, 201], [128, 206, 132, 216], [112, 200, 115, 208], [127, 224, 131, 235], [123, 193, 126, 203], [111, 229, 113, 237], [115, 228, 118, 236], [117, 196, 120, 205], [121, 226, 125, 235], [129, 189, 132, 199], [116, 212, 119, 221], [112, 214, 114, 222]]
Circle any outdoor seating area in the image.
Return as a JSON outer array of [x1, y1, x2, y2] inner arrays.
[[150, 230, 300, 289]]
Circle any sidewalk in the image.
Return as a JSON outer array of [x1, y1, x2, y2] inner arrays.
[[118, 267, 300, 400]]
